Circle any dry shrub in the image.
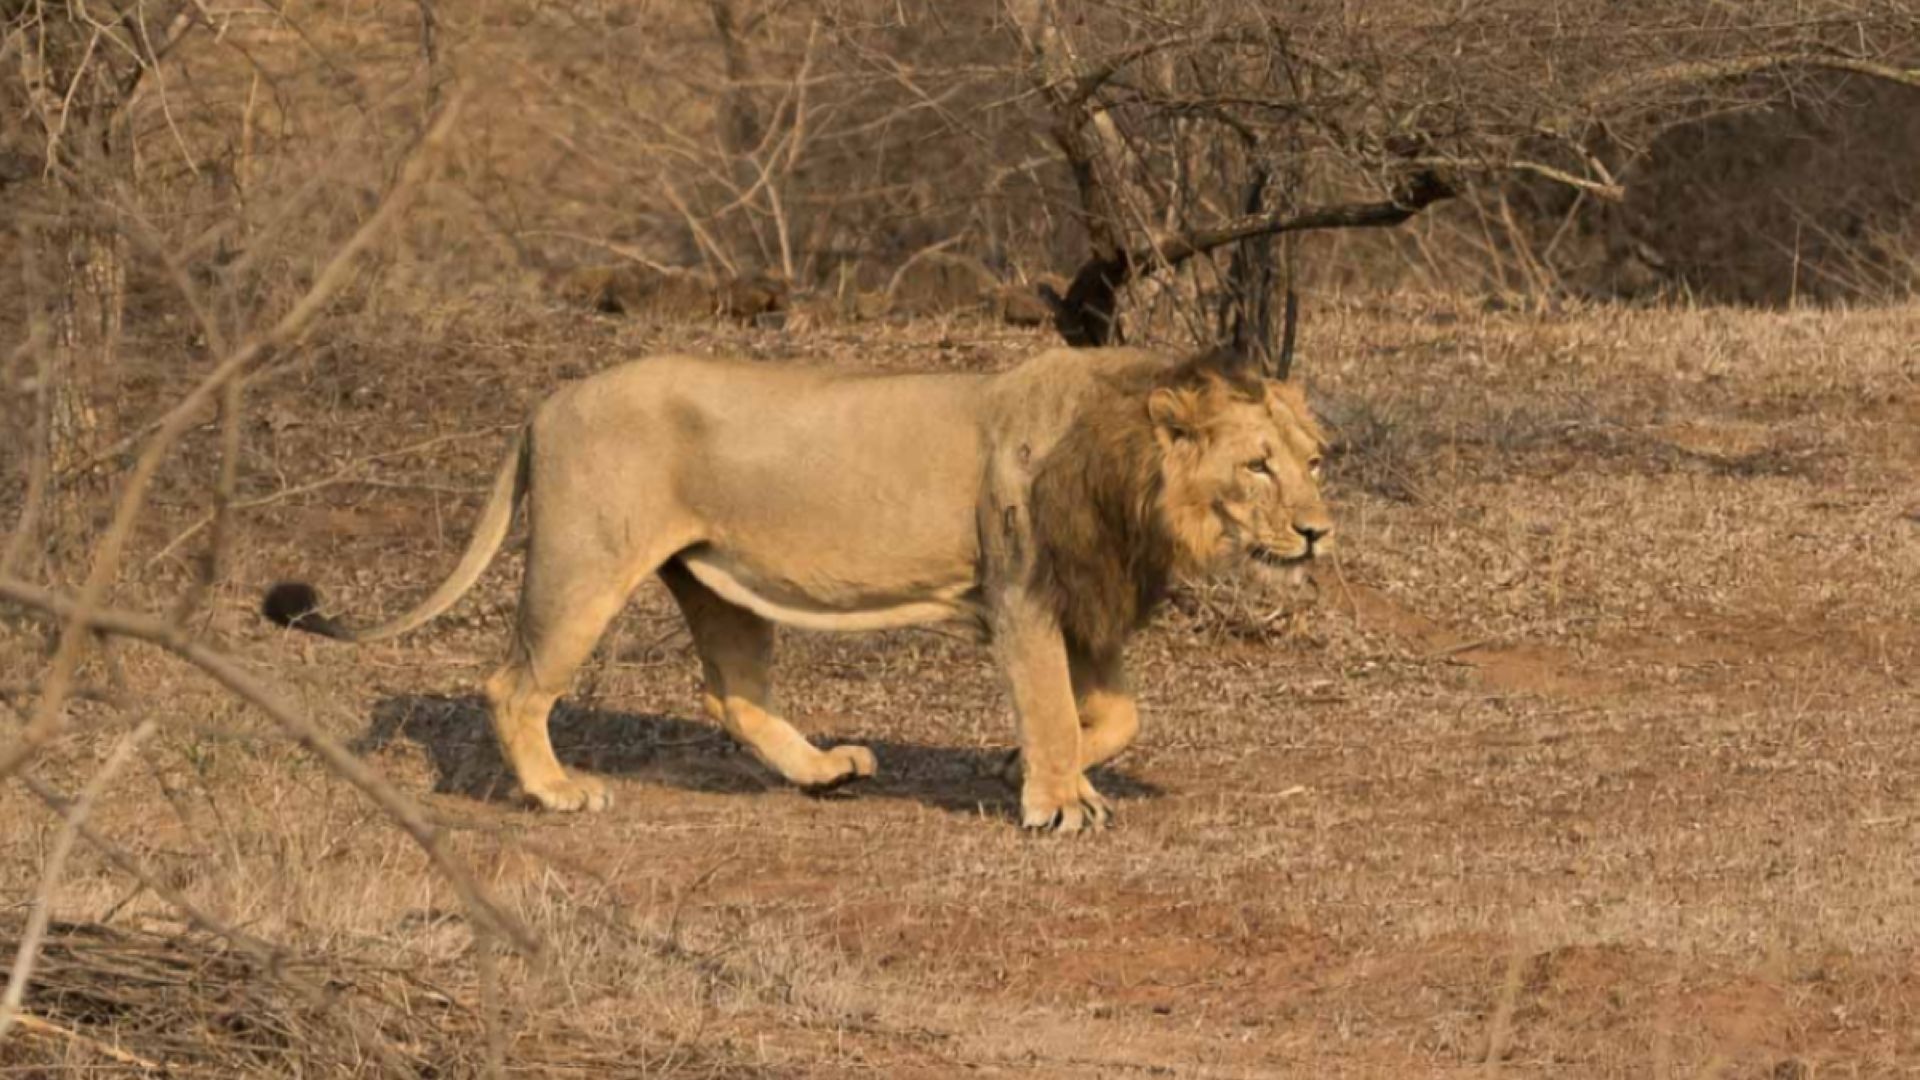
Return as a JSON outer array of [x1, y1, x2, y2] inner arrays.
[[0, 917, 479, 1075], [1619, 76, 1920, 304], [1422, 74, 1920, 305]]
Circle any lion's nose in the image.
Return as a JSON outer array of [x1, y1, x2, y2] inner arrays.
[[1295, 523, 1329, 551]]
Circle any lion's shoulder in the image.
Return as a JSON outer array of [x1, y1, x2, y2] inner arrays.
[[972, 349, 1189, 650], [979, 348, 1171, 455]]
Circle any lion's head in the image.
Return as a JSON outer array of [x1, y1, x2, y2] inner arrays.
[[1030, 350, 1333, 655], [1148, 365, 1333, 579]]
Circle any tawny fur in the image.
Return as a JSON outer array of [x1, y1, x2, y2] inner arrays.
[[262, 346, 1333, 833]]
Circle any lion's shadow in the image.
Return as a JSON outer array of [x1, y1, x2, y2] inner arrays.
[[357, 694, 1162, 819]]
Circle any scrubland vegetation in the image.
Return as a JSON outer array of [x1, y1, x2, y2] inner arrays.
[[3, 1, 1918, 1074]]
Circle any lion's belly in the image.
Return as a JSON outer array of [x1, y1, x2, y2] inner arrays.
[[676, 548, 984, 632]]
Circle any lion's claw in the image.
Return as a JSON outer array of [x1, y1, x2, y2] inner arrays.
[[1000, 757, 1116, 825], [1022, 808, 1067, 832], [1077, 776, 1114, 827], [1020, 779, 1112, 834], [801, 770, 863, 795]]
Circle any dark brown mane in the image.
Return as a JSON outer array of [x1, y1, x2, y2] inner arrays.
[[1028, 351, 1262, 656]]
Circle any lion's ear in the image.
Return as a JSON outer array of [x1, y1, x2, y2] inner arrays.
[[1148, 386, 1200, 444], [1266, 380, 1327, 442]]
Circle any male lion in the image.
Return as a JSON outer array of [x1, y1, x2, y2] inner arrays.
[[263, 346, 1332, 832]]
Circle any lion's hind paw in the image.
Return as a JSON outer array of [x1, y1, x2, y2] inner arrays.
[[524, 773, 613, 814], [801, 744, 876, 795]]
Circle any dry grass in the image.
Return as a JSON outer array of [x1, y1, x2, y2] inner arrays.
[[3, 293, 1919, 1076]]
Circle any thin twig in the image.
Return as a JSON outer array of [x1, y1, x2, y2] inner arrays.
[[143, 426, 511, 571], [166, 374, 241, 625], [0, 318, 54, 578], [0, 91, 465, 788], [0, 716, 159, 1043], [11, 772, 418, 1074], [477, 931, 506, 1080], [1482, 940, 1528, 1073], [665, 853, 739, 955], [8, 1012, 163, 1069], [0, 575, 539, 956]]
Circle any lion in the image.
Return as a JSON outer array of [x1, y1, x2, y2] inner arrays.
[[262, 346, 1333, 832]]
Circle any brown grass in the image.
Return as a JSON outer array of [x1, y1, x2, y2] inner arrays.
[[4, 293, 1919, 1076]]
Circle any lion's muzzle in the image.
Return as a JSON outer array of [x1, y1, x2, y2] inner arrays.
[[1249, 515, 1333, 567], [1294, 521, 1331, 557]]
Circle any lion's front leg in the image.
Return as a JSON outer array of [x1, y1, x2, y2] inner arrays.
[[994, 597, 1110, 833], [992, 644, 1137, 814], [1071, 644, 1139, 771]]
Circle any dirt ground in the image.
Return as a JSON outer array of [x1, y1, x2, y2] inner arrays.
[[4, 296, 1918, 1076]]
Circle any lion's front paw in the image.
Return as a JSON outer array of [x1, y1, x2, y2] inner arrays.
[[523, 773, 612, 813], [802, 744, 877, 792], [1020, 776, 1111, 834]]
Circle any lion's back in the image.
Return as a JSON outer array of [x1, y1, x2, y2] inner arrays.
[[976, 347, 1173, 481], [531, 355, 990, 595]]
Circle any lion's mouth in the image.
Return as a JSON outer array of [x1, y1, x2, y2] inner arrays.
[[1249, 544, 1312, 568]]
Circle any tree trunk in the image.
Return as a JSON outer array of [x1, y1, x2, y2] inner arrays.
[[46, 218, 127, 566]]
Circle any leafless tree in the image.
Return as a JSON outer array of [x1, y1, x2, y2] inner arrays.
[[3, 0, 198, 562], [0, 8, 541, 1063], [1003, 0, 1920, 363]]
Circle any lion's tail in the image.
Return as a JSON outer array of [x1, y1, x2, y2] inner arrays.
[[261, 428, 527, 644]]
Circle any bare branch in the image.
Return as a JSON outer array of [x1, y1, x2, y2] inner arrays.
[[0, 574, 540, 956], [1427, 158, 1627, 203], [0, 91, 464, 787], [0, 716, 159, 1042], [1590, 52, 1920, 108]]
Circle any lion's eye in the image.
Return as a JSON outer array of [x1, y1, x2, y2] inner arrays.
[[1308, 455, 1324, 478], [1245, 459, 1273, 477]]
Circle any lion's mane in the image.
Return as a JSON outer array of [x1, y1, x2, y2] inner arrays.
[[1028, 352, 1265, 656]]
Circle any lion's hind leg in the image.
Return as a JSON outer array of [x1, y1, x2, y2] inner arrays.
[[485, 574, 630, 813], [484, 503, 688, 813], [659, 562, 876, 790]]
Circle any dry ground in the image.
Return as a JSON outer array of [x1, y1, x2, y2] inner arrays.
[[4, 295, 1918, 1076]]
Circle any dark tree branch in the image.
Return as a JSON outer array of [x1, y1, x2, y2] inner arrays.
[[1153, 169, 1455, 266], [1038, 249, 1131, 347], [1043, 169, 1456, 349], [1224, 161, 1275, 370], [1275, 274, 1299, 381]]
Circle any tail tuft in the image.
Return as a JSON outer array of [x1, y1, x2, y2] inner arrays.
[[262, 582, 340, 637]]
